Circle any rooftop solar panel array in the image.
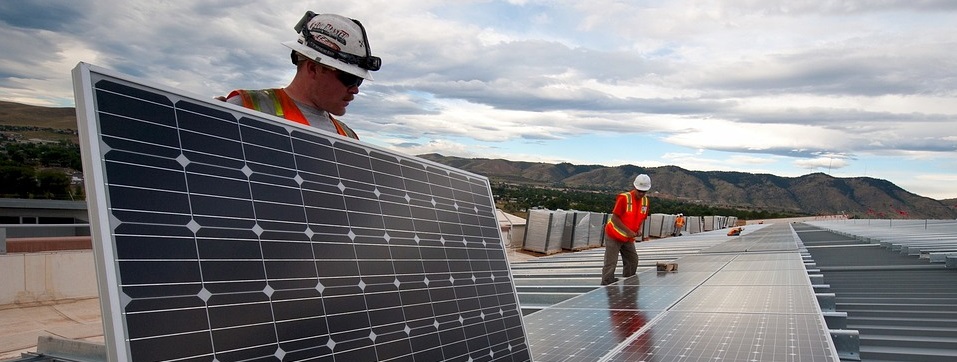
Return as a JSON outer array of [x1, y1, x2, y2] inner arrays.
[[523, 223, 841, 361], [72, 63, 531, 362]]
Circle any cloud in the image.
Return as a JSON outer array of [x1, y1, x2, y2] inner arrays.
[[0, 1, 87, 31], [794, 156, 851, 171], [1, 0, 956, 198]]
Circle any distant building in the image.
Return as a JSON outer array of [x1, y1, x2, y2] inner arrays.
[[0, 198, 88, 229]]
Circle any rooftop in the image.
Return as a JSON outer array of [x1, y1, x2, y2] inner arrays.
[[3, 218, 956, 361]]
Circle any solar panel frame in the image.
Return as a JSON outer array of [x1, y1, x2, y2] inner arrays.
[[73, 63, 532, 362]]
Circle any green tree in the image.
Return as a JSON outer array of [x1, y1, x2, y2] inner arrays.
[[38, 141, 82, 169], [1, 140, 84, 199], [490, 183, 804, 220], [0, 166, 37, 197], [36, 169, 72, 199]]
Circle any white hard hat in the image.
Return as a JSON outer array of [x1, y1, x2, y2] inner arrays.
[[633, 174, 651, 191], [282, 11, 381, 80]]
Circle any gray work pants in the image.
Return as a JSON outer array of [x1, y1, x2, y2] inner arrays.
[[601, 240, 638, 285]]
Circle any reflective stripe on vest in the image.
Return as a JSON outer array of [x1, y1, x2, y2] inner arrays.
[[605, 191, 649, 242], [227, 88, 358, 139]]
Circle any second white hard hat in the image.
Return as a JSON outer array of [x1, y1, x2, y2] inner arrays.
[[633, 174, 651, 191]]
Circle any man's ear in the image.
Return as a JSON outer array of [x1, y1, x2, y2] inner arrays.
[[306, 61, 328, 76]]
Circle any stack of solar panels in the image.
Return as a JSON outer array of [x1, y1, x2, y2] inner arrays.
[[580, 211, 607, 249], [727, 216, 738, 226], [586, 212, 607, 247], [684, 215, 704, 234], [553, 210, 574, 250], [703, 215, 730, 231], [521, 209, 550, 254], [522, 209, 563, 255], [647, 214, 664, 237], [565, 211, 606, 250], [646, 213, 678, 237]]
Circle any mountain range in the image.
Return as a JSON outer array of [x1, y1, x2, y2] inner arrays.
[[419, 154, 957, 219], [2, 100, 955, 219]]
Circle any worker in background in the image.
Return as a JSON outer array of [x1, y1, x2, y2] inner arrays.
[[673, 213, 685, 237], [601, 174, 652, 285], [223, 11, 381, 139]]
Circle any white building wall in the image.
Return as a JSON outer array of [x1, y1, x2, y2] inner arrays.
[[0, 250, 97, 305]]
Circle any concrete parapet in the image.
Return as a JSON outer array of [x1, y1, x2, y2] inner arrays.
[[0, 250, 98, 306]]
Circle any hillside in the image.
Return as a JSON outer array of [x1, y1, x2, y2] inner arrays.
[[0, 100, 78, 130], [2, 100, 954, 219], [419, 154, 957, 220], [0, 100, 80, 144]]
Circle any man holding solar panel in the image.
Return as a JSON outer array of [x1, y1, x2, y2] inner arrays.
[[224, 11, 381, 140]]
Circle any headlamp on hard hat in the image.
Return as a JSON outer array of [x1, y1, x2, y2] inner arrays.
[[293, 11, 382, 71]]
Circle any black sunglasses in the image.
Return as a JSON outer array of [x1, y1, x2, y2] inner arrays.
[[333, 68, 363, 88]]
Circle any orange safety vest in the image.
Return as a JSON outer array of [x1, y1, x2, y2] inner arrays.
[[227, 88, 358, 140], [604, 190, 649, 242]]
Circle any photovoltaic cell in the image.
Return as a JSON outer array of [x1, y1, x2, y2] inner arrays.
[[73, 63, 531, 362]]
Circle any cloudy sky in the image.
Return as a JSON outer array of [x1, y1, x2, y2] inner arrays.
[[2, 1, 956, 200]]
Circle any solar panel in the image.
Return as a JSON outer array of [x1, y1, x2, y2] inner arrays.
[[522, 308, 653, 361], [72, 63, 531, 362], [606, 312, 835, 361], [523, 224, 840, 361]]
